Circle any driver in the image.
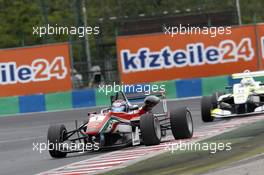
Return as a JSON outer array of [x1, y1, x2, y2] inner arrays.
[[241, 77, 255, 86], [111, 100, 128, 112]]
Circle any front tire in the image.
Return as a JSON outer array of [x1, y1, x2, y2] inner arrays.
[[140, 113, 161, 146], [201, 96, 214, 122], [170, 107, 193, 139], [211, 91, 225, 108], [47, 124, 67, 158]]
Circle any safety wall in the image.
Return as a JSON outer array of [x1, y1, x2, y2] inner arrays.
[[2, 75, 262, 116]]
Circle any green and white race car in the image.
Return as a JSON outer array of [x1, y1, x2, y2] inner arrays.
[[201, 70, 264, 122]]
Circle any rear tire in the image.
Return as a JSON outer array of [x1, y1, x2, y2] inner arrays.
[[140, 113, 161, 146], [47, 124, 67, 158], [170, 107, 193, 139], [201, 96, 214, 122]]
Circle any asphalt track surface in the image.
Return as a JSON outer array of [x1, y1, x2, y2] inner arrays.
[[0, 98, 204, 175]]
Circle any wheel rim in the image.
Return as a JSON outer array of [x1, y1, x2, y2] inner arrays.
[[154, 117, 161, 139], [60, 129, 67, 142], [186, 111, 193, 134]]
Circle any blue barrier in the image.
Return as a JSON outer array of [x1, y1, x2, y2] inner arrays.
[[0, 75, 235, 116], [176, 78, 202, 98], [72, 89, 96, 108], [19, 94, 46, 113]]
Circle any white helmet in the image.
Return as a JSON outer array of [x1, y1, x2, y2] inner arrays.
[[241, 77, 255, 86]]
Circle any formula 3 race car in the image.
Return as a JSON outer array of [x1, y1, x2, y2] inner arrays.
[[201, 70, 264, 122], [47, 91, 193, 158]]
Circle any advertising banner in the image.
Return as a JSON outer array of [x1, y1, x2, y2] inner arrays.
[[0, 43, 72, 97], [117, 25, 260, 84]]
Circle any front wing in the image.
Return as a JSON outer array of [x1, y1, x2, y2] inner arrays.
[[211, 108, 264, 118]]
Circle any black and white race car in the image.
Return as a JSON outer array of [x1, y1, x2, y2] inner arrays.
[[201, 70, 264, 122]]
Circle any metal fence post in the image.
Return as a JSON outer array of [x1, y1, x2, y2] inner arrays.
[[253, 14, 262, 70]]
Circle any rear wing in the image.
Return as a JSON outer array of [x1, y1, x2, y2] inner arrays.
[[232, 70, 264, 79]]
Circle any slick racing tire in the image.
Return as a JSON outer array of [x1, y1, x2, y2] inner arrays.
[[201, 96, 214, 122], [170, 107, 193, 139], [211, 91, 225, 108], [140, 113, 161, 146], [47, 124, 67, 158]]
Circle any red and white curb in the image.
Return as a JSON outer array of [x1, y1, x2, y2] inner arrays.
[[38, 115, 264, 175]]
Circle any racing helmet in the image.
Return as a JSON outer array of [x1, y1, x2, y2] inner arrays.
[[241, 77, 255, 86], [111, 100, 128, 112]]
